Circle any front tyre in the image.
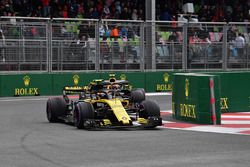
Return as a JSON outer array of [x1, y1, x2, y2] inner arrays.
[[139, 100, 161, 128], [74, 102, 95, 129], [46, 97, 67, 123]]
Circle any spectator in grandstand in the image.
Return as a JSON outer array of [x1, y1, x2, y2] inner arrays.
[[42, 0, 50, 17], [30, 26, 39, 38], [120, 7, 129, 20], [168, 31, 178, 43], [115, 1, 121, 14], [137, 8, 144, 20], [102, 4, 111, 19], [89, 7, 99, 19], [110, 25, 119, 38], [1, 1, 15, 16], [31, 5, 43, 17], [100, 36, 110, 63], [119, 26, 128, 38], [61, 4, 68, 18], [120, 35, 128, 63], [234, 33, 246, 59], [78, 21, 95, 40], [159, 7, 173, 21], [61, 25, 68, 37], [77, 2, 84, 17], [99, 24, 106, 37], [99, 22, 111, 38], [131, 9, 138, 20], [68, 0, 78, 18], [156, 32, 169, 60]]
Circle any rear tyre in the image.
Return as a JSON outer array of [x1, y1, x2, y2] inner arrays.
[[46, 97, 67, 123], [131, 88, 145, 103], [74, 102, 95, 129]]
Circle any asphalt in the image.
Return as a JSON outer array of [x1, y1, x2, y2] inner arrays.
[[0, 95, 249, 167]]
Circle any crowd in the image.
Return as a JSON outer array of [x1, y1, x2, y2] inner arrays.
[[0, 0, 145, 20], [1, 0, 250, 22], [157, 0, 250, 22]]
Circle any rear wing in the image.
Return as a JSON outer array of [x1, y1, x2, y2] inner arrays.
[[63, 86, 88, 96], [62, 86, 88, 104]]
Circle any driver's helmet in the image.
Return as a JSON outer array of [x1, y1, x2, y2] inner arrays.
[[112, 83, 120, 90], [103, 84, 112, 90]]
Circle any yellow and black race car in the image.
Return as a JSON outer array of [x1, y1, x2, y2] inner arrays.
[[46, 77, 162, 129]]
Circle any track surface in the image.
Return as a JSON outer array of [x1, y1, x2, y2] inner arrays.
[[0, 95, 250, 167]]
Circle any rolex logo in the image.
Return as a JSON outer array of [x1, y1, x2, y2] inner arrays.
[[163, 73, 169, 83], [185, 78, 189, 99], [73, 75, 80, 86], [120, 74, 126, 80], [23, 75, 30, 87]]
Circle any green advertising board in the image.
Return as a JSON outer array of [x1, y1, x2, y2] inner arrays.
[[0, 75, 2, 97], [172, 73, 221, 124], [145, 71, 174, 92], [0, 74, 53, 97], [205, 71, 250, 112], [218, 72, 250, 112]]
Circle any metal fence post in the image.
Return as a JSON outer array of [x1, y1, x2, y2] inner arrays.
[[47, 19, 52, 73], [140, 22, 145, 71], [95, 21, 100, 72], [182, 23, 188, 71], [222, 24, 228, 70]]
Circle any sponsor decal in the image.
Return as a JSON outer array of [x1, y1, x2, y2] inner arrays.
[[14, 75, 39, 96], [220, 97, 229, 110], [63, 75, 84, 94], [120, 74, 126, 80], [156, 73, 173, 91], [180, 103, 196, 119], [185, 78, 189, 99], [163, 73, 169, 82], [73, 74, 80, 86]]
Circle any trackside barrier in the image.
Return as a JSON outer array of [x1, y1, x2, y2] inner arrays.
[[172, 73, 221, 125], [0, 72, 174, 97], [0, 75, 2, 97], [0, 74, 53, 97], [206, 71, 250, 112], [145, 71, 174, 92], [0, 71, 249, 115]]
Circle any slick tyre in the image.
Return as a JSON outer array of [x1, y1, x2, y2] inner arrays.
[[74, 102, 95, 129], [46, 97, 67, 123], [131, 88, 145, 103], [139, 100, 160, 118]]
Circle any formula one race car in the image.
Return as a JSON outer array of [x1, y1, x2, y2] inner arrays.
[[46, 77, 162, 129]]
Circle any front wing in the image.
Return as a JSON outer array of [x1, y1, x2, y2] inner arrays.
[[82, 116, 162, 129]]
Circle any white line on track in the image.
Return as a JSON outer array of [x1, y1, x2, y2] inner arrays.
[[222, 115, 250, 118], [0, 98, 48, 102], [221, 120, 250, 124]]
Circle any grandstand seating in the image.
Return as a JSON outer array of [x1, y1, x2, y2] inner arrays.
[[1, 0, 249, 22]]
